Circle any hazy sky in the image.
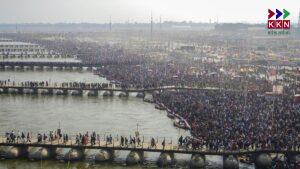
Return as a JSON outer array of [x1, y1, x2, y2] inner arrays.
[[0, 0, 299, 24]]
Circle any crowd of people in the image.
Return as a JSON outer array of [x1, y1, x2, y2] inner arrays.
[[4, 130, 175, 151], [95, 62, 272, 92], [154, 90, 299, 151], [2, 33, 299, 154], [5, 131, 31, 143], [5, 130, 65, 143], [0, 80, 112, 90], [2, 33, 277, 92]]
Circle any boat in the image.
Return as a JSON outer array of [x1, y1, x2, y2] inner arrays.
[[155, 104, 166, 110], [173, 118, 190, 130], [143, 98, 154, 103], [167, 112, 175, 119]]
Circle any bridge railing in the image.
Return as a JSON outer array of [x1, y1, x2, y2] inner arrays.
[[1, 134, 299, 153]]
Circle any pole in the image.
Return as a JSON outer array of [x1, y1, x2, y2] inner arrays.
[[40, 149, 43, 169], [244, 59, 249, 106], [67, 150, 70, 169]]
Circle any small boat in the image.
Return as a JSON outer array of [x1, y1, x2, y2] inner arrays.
[[155, 104, 166, 110], [87, 91, 98, 96], [167, 112, 175, 119], [71, 90, 82, 96], [10, 90, 18, 95], [56, 90, 65, 95], [103, 91, 112, 97], [118, 92, 128, 97], [143, 98, 154, 103], [174, 118, 190, 130]]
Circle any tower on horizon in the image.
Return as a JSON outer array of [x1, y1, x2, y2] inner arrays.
[[109, 16, 112, 32], [151, 12, 153, 38]]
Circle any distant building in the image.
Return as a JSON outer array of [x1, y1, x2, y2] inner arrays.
[[0, 41, 50, 58], [214, 23, 249, 31]]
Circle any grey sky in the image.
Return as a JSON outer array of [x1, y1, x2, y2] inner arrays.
[[0, 0, 299, 23]]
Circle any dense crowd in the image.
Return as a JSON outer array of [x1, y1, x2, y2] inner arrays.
[[0, 80, 111, 89], [2, 33, 299, 153], [154, 90, 299, 151], [96, 63, 272, 92]]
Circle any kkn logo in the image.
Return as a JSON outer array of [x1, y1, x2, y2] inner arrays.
[[268, 9, 290, 29]]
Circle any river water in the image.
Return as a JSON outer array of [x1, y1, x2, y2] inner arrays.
[[0, 69, 253, 169]]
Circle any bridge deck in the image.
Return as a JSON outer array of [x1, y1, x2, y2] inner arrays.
[[0, 85, 229, 92], [0, 61, 94, 67], [0, 137, 298, 156], [0, 85, 225, 93]]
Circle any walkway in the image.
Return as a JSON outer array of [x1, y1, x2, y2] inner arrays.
[[0, 137, 298, 156]]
